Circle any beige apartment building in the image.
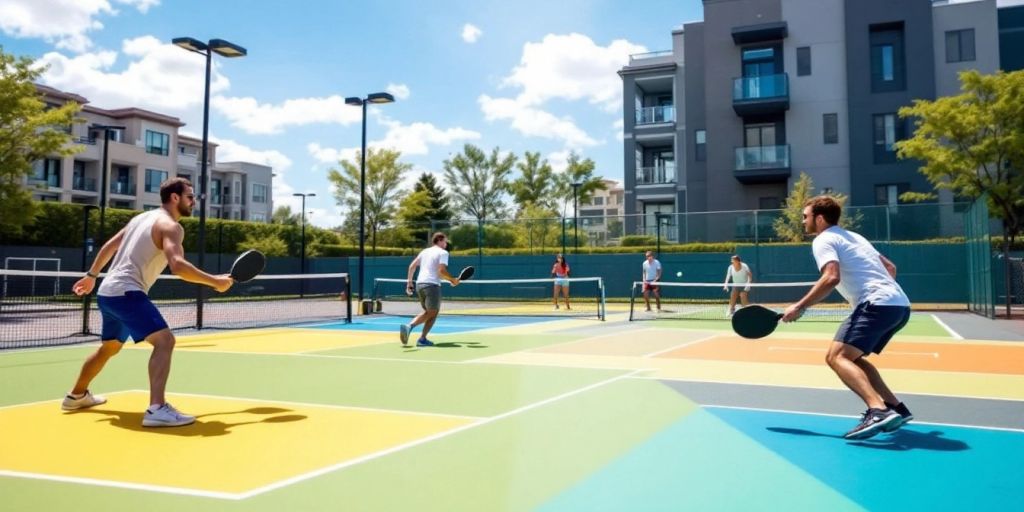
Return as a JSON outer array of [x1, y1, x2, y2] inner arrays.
[[578, 179, 625, 246], [27, 85, 274, 222]]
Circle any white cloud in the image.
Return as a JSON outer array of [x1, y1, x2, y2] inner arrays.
[[501, 33, 645, 112], [479, 95, 597, 148], [461, 23, 482, 43], [612, 119, 625, 141], [214, 137, 293, 172], [386, 83, 410, 100], [307, 142, 358, 165], [0, 0, 159, 53], [212, 95, 364, 135], [307, 119, 480, 164], [306, 207, 345, 229]]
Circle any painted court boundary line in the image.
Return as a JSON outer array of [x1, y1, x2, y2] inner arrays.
[[702, 404, 1024, 433], [931, 314, 964, 340]]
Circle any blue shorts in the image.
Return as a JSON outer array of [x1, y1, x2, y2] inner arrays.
[[97, 291, 169, 343], [834, 302, 911, 355], [554, 278, 570, 288]]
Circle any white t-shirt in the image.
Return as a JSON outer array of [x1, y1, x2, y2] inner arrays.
[[811, 226, 910, 307], [642, 259, 661, 281], [726, 262, 752, 285], [415, 245, 450, 285]]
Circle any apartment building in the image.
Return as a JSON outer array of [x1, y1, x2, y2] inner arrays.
[[578, 179, 625, 245], [619, 0, 1013, 241], [27, 85, 273, 222]]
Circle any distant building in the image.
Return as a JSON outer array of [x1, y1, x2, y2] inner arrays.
[[579, 179, 625, 246]]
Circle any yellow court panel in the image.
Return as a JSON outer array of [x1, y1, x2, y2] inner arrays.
[[123, 328, 393, 354], [0, 391, 473, 495]]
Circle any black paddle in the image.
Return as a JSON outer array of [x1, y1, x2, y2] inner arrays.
[[456, 266, 474, 281], [731, 304, 783, 339], [229, 249, 266, 283]]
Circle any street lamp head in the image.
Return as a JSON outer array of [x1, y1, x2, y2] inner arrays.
[[345, 97, 364, 106], [172, 37, 208, 53], [367, 92, 395, 104], [209, 39, 247, 58]]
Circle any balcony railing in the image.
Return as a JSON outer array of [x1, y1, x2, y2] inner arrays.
[[635, 106, 675, 125], [75, 136, 96, 145], [733, 73, 789, 102], [110, 181, 136, 195], [636, 164, 676, 185], [734, 145, 790, 171], [73, 176, 97, 191], [30, 175, 60, 188]]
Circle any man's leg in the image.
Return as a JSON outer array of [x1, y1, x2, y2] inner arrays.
[[145, 328, 176, 407], [825, 342, 885, 409], [728, 290, 738, 314], [643, 287, 651, 310], [654, 289, 661, 310], [420, 310, 439, 339], [70, 340, 122, 395], [854, 357, 899, 405]]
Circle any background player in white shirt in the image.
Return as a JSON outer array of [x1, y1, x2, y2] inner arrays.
[[723, 255, 753, 316]]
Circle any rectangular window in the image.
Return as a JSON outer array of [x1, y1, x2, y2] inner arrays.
[[874, 183, 909, 206], [252, 183, 268, 203], [945, 29, 975, 63], [880, 45, 894, 81], [145, 130, 170, 156], [797, 46, 811, 76], [34, 159, 62, 187], [695, 130, 706, 162], [251, 212, 267, 222], [870, 24, 906, 93], [823, 113, 838, 144], [592, 196, 604, 206], [145, 169, 168, 193], [873, 113, 904, 163]]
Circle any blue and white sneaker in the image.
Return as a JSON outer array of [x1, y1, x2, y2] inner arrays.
[[400, 324, 411, 346], [416, 338, 434, 347]]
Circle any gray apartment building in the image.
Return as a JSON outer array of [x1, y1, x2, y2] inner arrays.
[[27, 85, 274, 222], [620, 0, 1016, 241]]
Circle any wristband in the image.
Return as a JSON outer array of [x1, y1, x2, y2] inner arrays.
[[86, 271, 99, 278]]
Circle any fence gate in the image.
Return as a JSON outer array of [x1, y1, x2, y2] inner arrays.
[[964, 195, 994, 318]]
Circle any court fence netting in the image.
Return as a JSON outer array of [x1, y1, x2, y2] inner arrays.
[[629, 281, 849, 322], [0, 269, 352, 349], [371, 277, 606, 320]]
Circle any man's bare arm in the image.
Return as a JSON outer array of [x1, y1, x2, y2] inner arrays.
[[160, 222, 231, 292]]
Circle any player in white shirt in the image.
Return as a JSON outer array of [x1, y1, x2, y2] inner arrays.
[[641, 251, 662, 312], [723, 255, 753, 316], [782, 196, 912, 440], [401, 232, 460, 347]]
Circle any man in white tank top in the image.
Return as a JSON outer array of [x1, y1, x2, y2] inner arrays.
[[781, 196, 913, 441], [62, 178, 233, 427]]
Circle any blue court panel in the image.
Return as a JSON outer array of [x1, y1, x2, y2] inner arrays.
[[307, 314, 558, 334]]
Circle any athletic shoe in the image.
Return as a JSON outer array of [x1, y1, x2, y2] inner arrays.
[[61, 390, 107, 411], [554, 305, 559, 310], [400, 324, 411, 346], [844, 408, 901, 440], [416, 338, 434, 347], [142, 403, 195, 428], [883, 402, 914, 431]]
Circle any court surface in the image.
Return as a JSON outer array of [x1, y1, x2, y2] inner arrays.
[[1, 310, 1022, 511]]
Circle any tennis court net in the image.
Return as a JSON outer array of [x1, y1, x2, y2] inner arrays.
[[372, 277, 606, 320], [0, 269, 352, 349], [629, 281, 850, 322]]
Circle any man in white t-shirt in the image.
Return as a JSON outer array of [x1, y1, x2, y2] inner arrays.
[[400, 232, 460, 347], [723, 255, 753, 316], [782, 196, 913, 441], [641, 251, 662, 312]]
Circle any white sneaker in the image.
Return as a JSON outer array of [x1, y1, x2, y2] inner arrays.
[[400, 324, 411, 346], [61, 390, 107, 411], [142, 403, 196, 427]]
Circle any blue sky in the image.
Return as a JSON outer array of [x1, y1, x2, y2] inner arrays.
[[0, 0, 703, 227]]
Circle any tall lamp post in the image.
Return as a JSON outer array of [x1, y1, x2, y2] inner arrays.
[[92, 124, 125, 240], [293, 193, 316, 275], [655, 212, 666, 256], [173, 36, 246, 329], [571, 182, 582, 256], [345, 92, 395, 306]]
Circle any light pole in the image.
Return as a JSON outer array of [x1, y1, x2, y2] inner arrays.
[[571, 182, 582, 256], [173, 36, 246, 329], [92, 124, 125, 240], [293, 193, 316, 276], [655, 212, 666, 256], [345, 92, 395, 305]]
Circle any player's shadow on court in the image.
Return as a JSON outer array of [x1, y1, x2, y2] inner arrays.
[[403, 341, 489, 351], [75, 406, 307, 437], [766, 427, 969, 452]]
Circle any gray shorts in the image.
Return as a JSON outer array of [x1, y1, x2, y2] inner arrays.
[[416, 283, 442, 311]]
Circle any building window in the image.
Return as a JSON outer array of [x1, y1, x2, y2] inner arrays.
[[251, 212, 267, 222], [252, 183, 268, 204], [33, 158, 62, 187], [592, 196, 604, 206], [823, 113, 838, 144], [759, 197, 781, 210], [870, 24, 906, 93], [945, 29, 975, 63], [875, 183, 909, 206], [145, 130, 170, 156], [797, 46, 811, 76], [145, 169, 168, 193], [873, 113, 905, 163], [695, 130, 706, 161]]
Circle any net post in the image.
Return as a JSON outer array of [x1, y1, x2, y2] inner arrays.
[[345, 274, 353, 323], [629, 281, 637, 321]]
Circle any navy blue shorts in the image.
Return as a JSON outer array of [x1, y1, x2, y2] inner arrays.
[[834, 302, 911, 355], [97, 291, 169, 343]]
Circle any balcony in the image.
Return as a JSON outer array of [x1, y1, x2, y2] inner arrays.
[[731, 21, 788, 45], [734, 145, 791, 184], [732, 73, 789, 116], [73, 176, 97, 192], [635, 106, 675, 125], [628, 50, 674, 67], [636, 164, 676, 185], [110, 181, 136, 195]]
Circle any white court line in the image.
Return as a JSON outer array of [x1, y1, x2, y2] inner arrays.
[[931, 314, 964, 340], [173, 347, 471, 365], [767, 346, 939, 358], [0, 470, 238, 500], [236, 369, 646, 500], [643, 333, 721, 358], [702, 403, 1024, 433]]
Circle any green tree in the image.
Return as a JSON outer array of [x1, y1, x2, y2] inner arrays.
[[509, 151, 555, 212], [398, 172, 453, 246], [552, 152, 607, 217], [513, 202, 561, 253], [271, 205, 301, 225], [327, 147, 412, 251], [0, 48, 83, 236], [443, 143, 516, 221], [773, 172, 859, 242], [897, 70, 1024, 315], [237, 232, 289, 257]]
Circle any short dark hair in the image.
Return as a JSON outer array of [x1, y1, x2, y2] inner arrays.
[[804, 195, 842, 226], [431, 232, 447, 245], [160, 177, 193, 203]]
